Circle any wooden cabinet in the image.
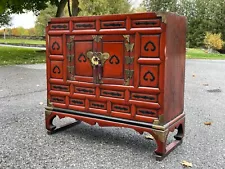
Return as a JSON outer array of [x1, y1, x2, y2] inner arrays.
[[45, 12, 186, 160]]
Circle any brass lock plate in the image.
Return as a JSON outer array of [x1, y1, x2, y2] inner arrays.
[[87, 51, 110, 66]]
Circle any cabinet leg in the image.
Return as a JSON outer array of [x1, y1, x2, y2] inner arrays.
[[45, 111, 81, 135], [174, 122, 185, 140], [154, 122, 185, 161]]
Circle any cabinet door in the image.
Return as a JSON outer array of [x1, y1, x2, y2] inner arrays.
[[67, 35, 94, 83], [66, 34, 133, 86], [100, 35, 130, 85]]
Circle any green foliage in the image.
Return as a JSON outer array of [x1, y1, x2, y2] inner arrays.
[[142, 0, 178, 12], [141, 0, 225, 49], [134, 6, 147, 13], [79, 0, 132, 16], [34, 0, 132, 35], [0, 0, 49, 14], [0, 11, 11, 27], [35, 4, 57, 36]]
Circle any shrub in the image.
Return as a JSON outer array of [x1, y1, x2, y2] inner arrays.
[[204, 32, 225, 51]]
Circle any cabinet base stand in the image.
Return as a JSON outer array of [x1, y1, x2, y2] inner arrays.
[[45, 108, 185, 160]]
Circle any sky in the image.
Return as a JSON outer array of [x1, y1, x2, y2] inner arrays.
[[10, 0, 143, 29]]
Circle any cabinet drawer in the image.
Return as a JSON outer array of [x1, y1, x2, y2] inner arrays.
[[131, 19, 161, 28], [112, 104, 130, 114], [100, 20, 126, 29], [75, 87, 95, 95], [50, 96, 65, 104], [131, 93, 158, 103], [70, 98, 85, 106], [51, 84, 69, 92], [136, 108, 157, 117], [101, 89, 124, 99], [90, 101, 106, 110], [73, 22, 96, 30]]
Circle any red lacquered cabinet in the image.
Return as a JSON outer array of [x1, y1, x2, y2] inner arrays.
[[45, 12, 186, 160]]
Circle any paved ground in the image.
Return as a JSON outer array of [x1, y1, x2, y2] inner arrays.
[[0, 60, 225, 169]]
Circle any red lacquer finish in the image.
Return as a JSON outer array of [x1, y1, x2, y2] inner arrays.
[[45, 12, 187, 160]]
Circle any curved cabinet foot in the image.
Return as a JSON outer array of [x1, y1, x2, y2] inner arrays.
[[45, 110, 81, 134], [154, 119, 185, 161]]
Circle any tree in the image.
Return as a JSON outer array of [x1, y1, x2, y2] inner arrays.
[[142, 0, 178, 12], [0, 0, 79, 17], [34, 0, 132, 36], [35, 4, 57, 36], [0, 11, 11, 27], [141, 0, 225, 49], [0, 0, 49, 14], [79, 0, 132, 16]]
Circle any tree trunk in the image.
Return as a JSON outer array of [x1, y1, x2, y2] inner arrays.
[[56, 0, 68, 17], [72, 0, 80, 16]]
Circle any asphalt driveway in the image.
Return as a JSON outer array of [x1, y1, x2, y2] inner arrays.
[[0, 60, 225, 169]]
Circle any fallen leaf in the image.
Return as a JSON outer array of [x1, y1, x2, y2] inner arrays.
[[39, 102, 44, 105], [145, 134, 154, 140], [192, 74, 195, 77], [203, 83, 209, 86], [204, 122, 212, 125], [181, 160, 192, 167]]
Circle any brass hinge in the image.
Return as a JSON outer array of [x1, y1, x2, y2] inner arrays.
[[125, 43, 134, 52], [67, 42, 73, 51], [124, 69, 134, 86], [67, 66, 75, 80], [92, 35, 103, 42], [67, 54, 74, 62], [67, 66, 74, 74], [70, 36, 74, 41], [123, 35, 130, 43], [125, 56, 134, 65]]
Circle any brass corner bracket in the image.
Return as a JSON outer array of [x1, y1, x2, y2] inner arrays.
[[152, 129, 169, 143], [156, 12, 167, 24]]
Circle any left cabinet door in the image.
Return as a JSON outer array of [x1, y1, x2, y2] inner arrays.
[[66, 35, 95, 83]]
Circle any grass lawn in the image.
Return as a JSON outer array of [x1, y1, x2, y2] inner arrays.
[[186, 48, 225, 59], [0, 46, 46, 65], [0, 38, 45, 45]]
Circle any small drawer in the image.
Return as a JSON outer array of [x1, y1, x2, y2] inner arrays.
[[131, 19, 161, 28], [112, 104, 130, 114], [73, 22, 96, 30], [75, 87, 95, 95], [100, 21, 126, 29], [101, 89, 124, 99], [136, 108, 157, 117], [90, 101, 106, 110], [139, 65, 159, 88], [131, 93, 157, 102], [140, 35, 160, 58], [51, 84, 69, 92], [70, 98, 85, 106], [50, 23, 69, 30], [51, 96, 65, 104]]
